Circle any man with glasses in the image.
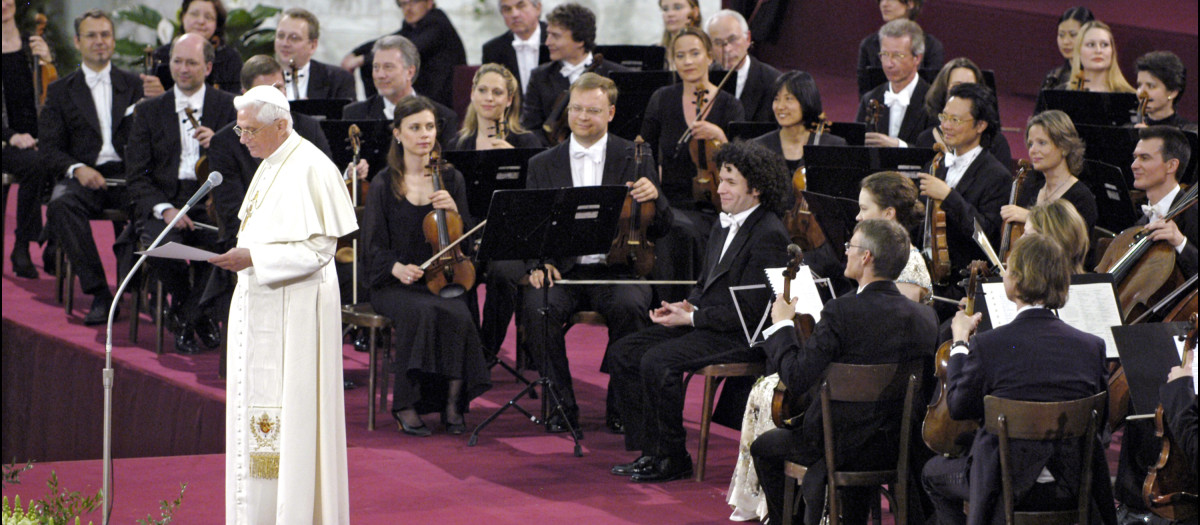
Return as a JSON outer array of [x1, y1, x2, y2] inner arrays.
[[342, 35, 457, 150], [482, 0, 549, 96], [274, 8, 355, 101], [857, 18, 937, 147], [704, 9, 780, 123]]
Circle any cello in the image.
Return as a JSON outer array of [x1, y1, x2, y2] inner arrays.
[[607, 138, 657, 277], [922, 260, 988, 456], [1142, 314, 1198, 520], [998, 160, 1032, 262], [422, 149, 476, 298], [922, 143, 951, 285], [770, 244, 817, 428]]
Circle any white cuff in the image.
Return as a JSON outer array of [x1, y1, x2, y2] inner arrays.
[[763, 319, 795, 338], [949, 340, 970, 356], [896, 139, 908, 148], [153, 203, 174, 220], [688, 310, 695, 327], [67, 163, 85, 179], [1176, 237, 1187, 254]]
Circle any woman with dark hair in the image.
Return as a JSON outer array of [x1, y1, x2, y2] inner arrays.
[[449, 63, 542, 151], [751, 71, 847, 173], [856, 0, 945, 94], [146, 0, 243, 95], [364, 96, 491, 437], [1001, 110, 1099, 234], [914, 57, 1012, 167], [1135, 51, 1196, 132], [1041, 6, 1094, 90]]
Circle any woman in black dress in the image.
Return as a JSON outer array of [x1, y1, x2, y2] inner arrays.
[[365, 96, 491, 437], [1040, 6, 1094, 91], [751, 70, 847, 174], [449, 63, 542, 151], [2, 0, 49, 278], [146, 0, 242, 95], [1134, 51, 1197, 132], [1001, 110, 1098, 235]]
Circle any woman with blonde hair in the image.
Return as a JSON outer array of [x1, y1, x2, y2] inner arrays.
[[451, 63, 542, 151], [1065, 20, 1135, 93], [1001, 110, 1098, 235], [1026, 199, 1090, 274], [659, 0, 701, 48]]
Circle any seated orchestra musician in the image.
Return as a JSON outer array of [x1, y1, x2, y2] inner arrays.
[[1026, 199, 1091, 274], [751, 70, 847, 173], [658, 0, 701, 50], [273, 8, 356, 101], [1040, 6, 1094, 91], [144, 0, 241, 97], [521, 72, 673, 436], [704, 9, 782, 123], [1158, 347, 1197, 482], [482, 0, 548, 97], [126, 33, 236, 355], [858, 18, 937, 148], [1059, 20, 1135, 94], [608, 139, 789, 483], [1134, 51, 1197, 132], [857, 0, 944, 95], [1000, 110, 1099, 234], [914, 57, 1013, 168], [363, 96, 492, 437], [40, 9, 143, 324], [752, 218, 939, 525], [343, 0, 464, 106]]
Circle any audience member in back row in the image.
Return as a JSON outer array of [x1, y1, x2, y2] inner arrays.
[[914, 57, 1012, 168], [344, 0, 465, 106], [1000, 110, 1098, 234], [1040, 6, 1094, 91], [751, 70, 847, 174], [856, 0, 944, 95], [1134, 50, 1197, 132], [704, 9, 781, 123], [857, 18, 937, 148], [1061, 20, 1135, 94]]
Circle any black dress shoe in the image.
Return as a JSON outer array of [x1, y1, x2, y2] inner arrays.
[[83, 295, 117, 326], [442, 413, 467, 435], [351, 327, 371, 353], [10, 246, 37, 279], [606, 413, 625, 434], [611, 455, 656, 476], [631, 455, 693, 483], [194, 316, 222, 349], [545, 408, 583, 439], [174, 330, 202, 354], [394, 412, 432, 437]]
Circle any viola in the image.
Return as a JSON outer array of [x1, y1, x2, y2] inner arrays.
[[770, 244, 817, 428], [1142, 314, 1198, 521], [865, 99, 884, 134], [688, 85, 722, 209], [922, 260, 988, 456], [607, 138, 657, 277], [142, 46, 156, 76], [336, 124, 366, 266], [543, 54, 604, 145], [1137, 91, 1151, 126], [1071, 70, 1087, 91], [783, 167, 826, 251], [422, 149, 476, 298], [998, 160, 1032, 262], [494, 106, 509, 142], [182, 107, 211, 179], [32, 14, 57, 106], [288, 58, 301, 101], [922, 143, 951, 285]]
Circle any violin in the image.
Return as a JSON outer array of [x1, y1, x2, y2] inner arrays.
[[1071, 70, 1087, 91], [922, 260, 988, 456], [143, 46, 156, 76], [543, 54, 603, 145], [770, 244, 817, 428], [922, 143, 951, 285], [32, 13, 58, 106], [494, 106, 509, 142], [1137, 91, 1151, 125], [422, 149, 476, 298], [998, 160, 1032, 262], [689, 85, 721, 209], [783, 168, 826, 251], [182, 107, 211, 178], [865, 99, 884, 134], [288, 58, 301, 100], [335, 124, 366, 266], [1142, 314, 1198, 521], [607, 138, 657, 277]]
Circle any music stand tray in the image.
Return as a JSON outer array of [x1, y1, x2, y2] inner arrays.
[[804, 145, 937, 200], [801, 191, 859, 264], [442, 148, 545, 223], [1080, 159, 1139, 233], [609, 71, 678, 140], [594, 45, 665, 71]]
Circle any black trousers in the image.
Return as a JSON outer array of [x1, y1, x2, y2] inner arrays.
[[2, 144, 45, 244], [922, 454, 1074, 525], [752, 427, 879, 525], [137, 202, 218, 326], [43, 163, 127, 296], [480, 259, 527, 356], [520, 264, 652, 409]]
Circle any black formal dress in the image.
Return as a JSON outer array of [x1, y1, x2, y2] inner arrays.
[[1143, 112, 1199, 134], [519, 57, 631, 145], [351, 8, 466, 106], [609, 205, 788, 458], [856, 77, 936, 146], [922, 308, 1115, 525], [2, 36, 44, 249], [41, 65, 143, 297], [481, 22, 550, 93], [296, 59, 356, 101], [856, 31, 945, 95], [364, 168, 491, 415], [913, 127, 1014, 170], [342, 94, 458, 152], [727, 57, 782, 123], [1014, 177, 1099, 233], [752, 281, 939, 525], [152, 42, 241, 93]]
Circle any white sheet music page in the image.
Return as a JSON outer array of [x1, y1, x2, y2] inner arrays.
[[982, 281, 1123, 358], [764, 266, 822, 323]]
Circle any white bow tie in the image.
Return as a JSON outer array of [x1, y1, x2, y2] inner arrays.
[[1142, 204, 1160, 220], [176, 100, 197, 115], [883, 90, 905, 108], [560, 59, 589, 79], [719, 213, 741, 229], [285, 71, 304, 80], [513, 39, 538, 52], [944, 153, 960, 169], [85, 71, 110, 89], [571, 148, 601, 163]]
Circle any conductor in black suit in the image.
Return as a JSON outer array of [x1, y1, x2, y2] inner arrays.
[[704, 9, 781, 123], [342, 35, 457, 151], [608, 140, 791, 483], [857, 19, 936, 148], [273, 8, 355, 101], [42, 10, 144, 325], [522, 73, 673, 436], [751, 219, 939, 525], [922, 234, 1116, 525], [520, 3, 630, 145], [126, 33, 236, 354], [482, 0, 549, 96]]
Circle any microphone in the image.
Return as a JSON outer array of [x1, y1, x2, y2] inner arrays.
[[183, 171, 223, 209]]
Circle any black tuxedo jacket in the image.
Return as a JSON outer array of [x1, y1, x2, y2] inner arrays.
[[686, 206, 789, 333], [520, 58, 632, 143], [351, 8, 465, 106], [125, 87, 236, 220], [1134, 188, 1198, 279], [929, 149, 1011, 276], [481, 22, 550, 90], [855, 77, 936, 145], [38, 66, 144, 178], [765, 280, 938, 464], [304, 59, 356, 100], [733, 57, 783, 123], [342, 94, 458, 151], [947, 308, 1113, 525], [524, 135, 674, 274]]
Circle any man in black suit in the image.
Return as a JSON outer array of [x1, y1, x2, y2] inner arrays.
[[520, 3, 630, 145], [342, 35, 457, 150], [522, 73, 673, 437], [273, 8, 355, 101], [916, 83, 1009, 317], [751, 218, 939, 525], [41, 10, 144, 325], [126, 33, 236, 354], [922, 234, 1115, 525], [705, 9, 781, 123], [482, 0, 549, 97], [342, 0, 465, 106], [857, 19, 936, 147], [608, 140, 790, 483]]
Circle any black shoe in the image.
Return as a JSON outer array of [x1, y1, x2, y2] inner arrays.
[[631, 455, 693, 483], [174, 330, 202, 354], [351, 327, 371, 352], [343, 379, 357, 390], [394, 412, 432, 437], [611, 455, 656, 476], [546, 407, 583, 439], [606, 413, 625, 434], [194, 316, 222, 349], [442, 413, 467, 435], [41, 242, 57, 275], [10, 245, 37, 279], [83, 295, 117, 326]]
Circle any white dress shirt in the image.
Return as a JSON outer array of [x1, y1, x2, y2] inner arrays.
[[283, 60, 310, 101], [1144, 184, 1188, 253], [734, 55, 752, 100], [512, 25, 541, 95], [67, 62, 121, 178], [884, 75, 919, 144], [153, 84, 206, 219], [569, 133, 608, 265], [944, 145, 983, 190]]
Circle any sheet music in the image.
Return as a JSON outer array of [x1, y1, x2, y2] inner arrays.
[[136, 241, 220, 261], [982, 281, 1123, 358], [764, 266, 823, 323]]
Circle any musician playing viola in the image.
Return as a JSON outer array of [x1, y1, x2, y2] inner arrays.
[[1157, 348, 1196, 480], [523, 72, 672, 436], [363, 96, 491, 437]]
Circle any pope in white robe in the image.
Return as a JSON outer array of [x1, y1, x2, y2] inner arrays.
[[211, 85, 356, 524]]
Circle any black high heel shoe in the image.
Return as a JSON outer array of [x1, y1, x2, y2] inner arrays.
[[441, 412, 466, 435], [393, 411, 431, 437]]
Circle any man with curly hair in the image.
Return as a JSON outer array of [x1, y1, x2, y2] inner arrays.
[[608, 140, 790, 483]]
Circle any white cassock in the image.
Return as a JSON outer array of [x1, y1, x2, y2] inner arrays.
[[225, 130, 357, 524]]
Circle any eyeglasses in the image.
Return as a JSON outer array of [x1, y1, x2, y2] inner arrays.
[[937, 113, 975, 126], [712, 34, 743, 48], [877, 51, 910, 61], [567, 105, 605, 116], [844, 242, 865, 253], [233, 124, 268, 138]]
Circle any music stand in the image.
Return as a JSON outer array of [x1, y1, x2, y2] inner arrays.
[[609, 71, 678, 140], [595, 45, 665, 71], [1112, 321, 1191, 417], [468, 186, 628, 456], [442, 148, 545, 223], [289, 98, 352, 120], [1076, 123, 1198, 187], [320, 119, 391, 181], [1080, 159, 1139, 233], [1036, 90, 1139, 126], [726, 121, 777, 141], [804, 145, 937, 199]]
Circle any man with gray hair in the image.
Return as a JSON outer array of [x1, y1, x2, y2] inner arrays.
[[704, 9, 780, 123], [209, 84, 356, 524], [482, 0, 549, 95], [342, 35, 457, 149], [856, 18, 936, 148]]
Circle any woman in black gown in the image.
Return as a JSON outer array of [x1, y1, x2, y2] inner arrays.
[[146, 0, 242, 95], [1000, 110, 1099, 236], [751, 70, 847, 174], [2, 0, 49, 278], [365, 96, 491, 437]]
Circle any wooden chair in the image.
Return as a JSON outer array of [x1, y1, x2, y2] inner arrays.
[[55, 208, 129, 315], [783, 359, 923, 525], [688, 360, 766, 482], [342, 304, 393, 431], [983, 392, 1108, 525]]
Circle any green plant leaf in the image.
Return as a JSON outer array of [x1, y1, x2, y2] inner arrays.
[[114, 5, 163, 29]]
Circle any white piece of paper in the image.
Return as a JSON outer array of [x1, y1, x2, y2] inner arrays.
[[764, 266, 822, 323], [982, 281, 1123, 358], [136, 241, 220, 261]]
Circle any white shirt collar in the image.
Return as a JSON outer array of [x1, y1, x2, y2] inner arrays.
[[1015, 304, 1045, 317], [569, 133, 607, 160], [887, 74, 919, 104], [721, 203, 759, 229], [1150, 184, 1182, 218], [82, 62, 112, 82], [173, 84, 206, 113], [734, 54, 752, 99], [559, 52, 594, 80], [513, 24, 540, 47], [944, 145, 983, 189]]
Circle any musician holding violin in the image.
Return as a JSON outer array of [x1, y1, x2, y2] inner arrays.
[[364, 96, 492, 437], [1134, 51, 1197, 132], [752, 71, 847, 173], [449, 63, 542, 151], [999, 110, 1099, 235]]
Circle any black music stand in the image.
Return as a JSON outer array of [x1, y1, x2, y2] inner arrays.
[[468, 186, 628, 456], [804, 145, 937, 199], [1080, 159, 1139, 233], [595, 45, 665, 71], [1036, 90, 1139, 126], [1112, 321, 1191, 417], [726, 121, 777, 141], [290, 98, 352, 120], [801, 191, 859, 265], [320, 119, 391, 180], [609, 71, 677, 140], [441, 148, 545, 223]]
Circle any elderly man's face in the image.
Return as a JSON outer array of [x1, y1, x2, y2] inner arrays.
[[237, 106, 287, 159]]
